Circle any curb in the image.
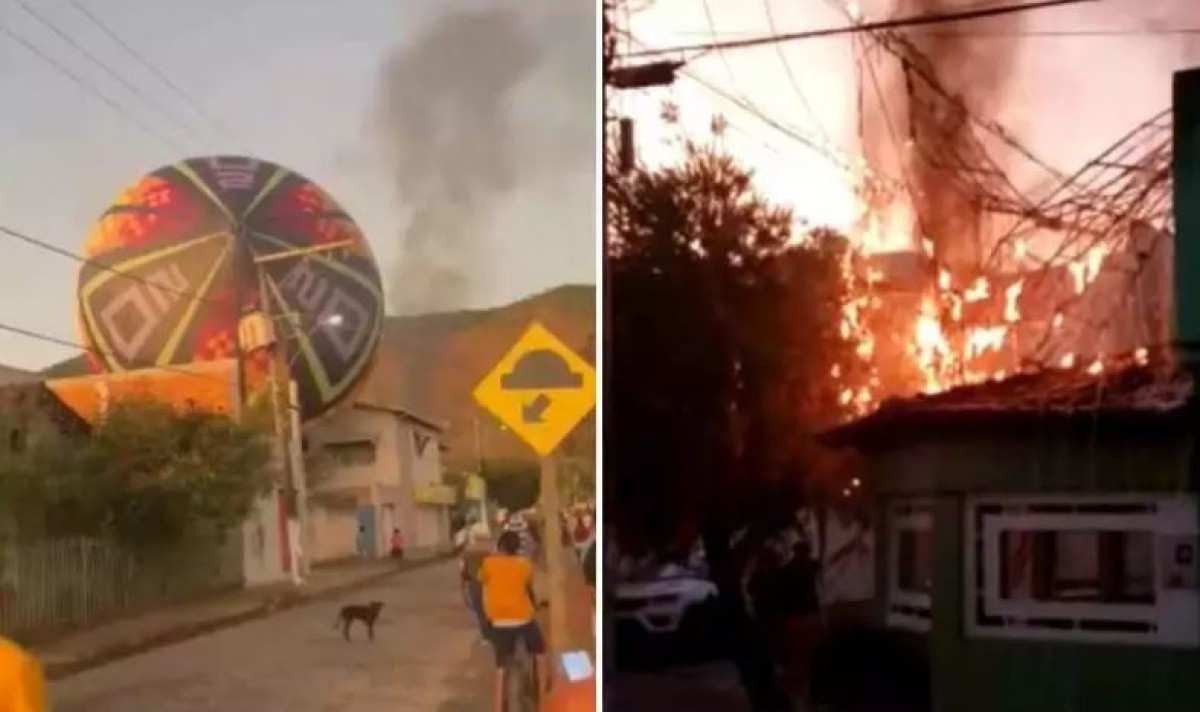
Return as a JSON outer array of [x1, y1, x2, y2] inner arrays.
[[43, 554, 452, 680]]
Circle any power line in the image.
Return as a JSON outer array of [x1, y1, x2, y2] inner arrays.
[[66, 0, 249, 152], [761, 0, 834, 151], [913, 28, 1200, 38], [0, 319, 229, 385], [682, 67, 847, 169], [16, 0, 204, 152], [677, 28, 1200, 39], [0, 20, 185, 153], [625, 0, 1095, 58], [0, 224, 230, 308]]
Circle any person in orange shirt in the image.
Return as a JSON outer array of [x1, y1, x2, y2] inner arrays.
[[0, 636, 46, 712], [480, 530, 546, 712]]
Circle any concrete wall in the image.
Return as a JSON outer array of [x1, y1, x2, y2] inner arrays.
[[242, 489, 287, 586], [864, 424, 1200, 712], [307, 502, 358, 563], [306, 406, 450, 560], [403, 421, 451, 557]]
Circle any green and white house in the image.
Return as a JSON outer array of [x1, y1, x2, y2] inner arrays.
[[822, 66, 1200, 712]]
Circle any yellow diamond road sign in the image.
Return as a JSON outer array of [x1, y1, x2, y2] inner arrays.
[[473, 322, 595, 457]]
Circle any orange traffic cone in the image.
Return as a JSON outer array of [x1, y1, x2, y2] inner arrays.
[[540, 676, 595, 712]]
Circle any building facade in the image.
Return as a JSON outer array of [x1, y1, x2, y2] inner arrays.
[[824, 367, 1200, 712], [304, 401, 454, 563]]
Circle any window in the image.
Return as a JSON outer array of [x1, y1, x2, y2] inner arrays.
[[888, 499, 934, 632], [325, 440, 376, 466], [998, 530, 1153, 605], [967, 495, 1200, 647]]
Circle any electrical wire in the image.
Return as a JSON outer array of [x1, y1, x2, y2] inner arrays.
[[66, 0, 249, 152], [762, 0, 834, 150], [0, 20, 185, 153], [0, 224, 231, 308], [625, 0, 1095, 57], [16, 1, 204, 152], [0, 319, 229, 385], [675, 28, 1200, 39]]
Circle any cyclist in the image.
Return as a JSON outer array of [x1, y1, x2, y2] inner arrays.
[[480, 530, 546, 712]]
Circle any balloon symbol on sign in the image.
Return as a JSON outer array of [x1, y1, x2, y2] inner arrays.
[[501, 350, 582, 424]]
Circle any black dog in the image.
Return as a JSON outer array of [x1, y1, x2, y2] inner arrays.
[[334, 601, 384, 641]]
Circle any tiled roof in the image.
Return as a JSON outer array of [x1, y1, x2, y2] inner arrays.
[[823, 357, 1194, 446]]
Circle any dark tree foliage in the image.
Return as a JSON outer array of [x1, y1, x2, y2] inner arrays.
[[480, 457, 541, 510], [0, 401, 272, 550], [606, 144, 853, 550]]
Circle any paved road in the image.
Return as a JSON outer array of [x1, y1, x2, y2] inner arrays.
[[606, 663, 753, 711], [49, 559, 492, 712]]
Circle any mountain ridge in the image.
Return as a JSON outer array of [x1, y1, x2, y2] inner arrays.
[[40, 284, 596, 470]]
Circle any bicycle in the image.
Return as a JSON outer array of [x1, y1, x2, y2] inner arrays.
[[503, 635, 541, 712]]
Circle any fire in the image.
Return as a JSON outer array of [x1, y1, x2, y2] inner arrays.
[[830, 178, 1130, 421], [963, 276, 990, 303], [1068, 243, 1111, 295], [1004, 280, 1023, 323], [1134, 347, 1150, 366], [913, 298, 951, 393], [966, 325, 1007, 360], [856, 335, 875, 360], [946, 293, 963, 322]]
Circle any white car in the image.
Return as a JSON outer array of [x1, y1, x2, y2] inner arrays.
[[613, 563, 718, 634]]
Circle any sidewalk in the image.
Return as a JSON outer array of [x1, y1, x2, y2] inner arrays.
[[33, 553, 448, 680]]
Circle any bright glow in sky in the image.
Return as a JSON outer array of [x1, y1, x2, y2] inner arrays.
[[619, 0, 1200, 240]]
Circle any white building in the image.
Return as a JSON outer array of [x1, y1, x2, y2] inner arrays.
[[303, 400, 455, 563]]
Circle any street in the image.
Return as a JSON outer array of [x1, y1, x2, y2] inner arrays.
[[48, 560, 491, 712], [605, 663, 754, 711]]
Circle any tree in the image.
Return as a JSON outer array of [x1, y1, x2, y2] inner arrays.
[[606, 143, 853, 549], [0, 400, 272, 550], [480, 457, 540, 511]]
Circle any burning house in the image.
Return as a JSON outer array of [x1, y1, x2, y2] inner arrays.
[[819, 67, 1200, 712]]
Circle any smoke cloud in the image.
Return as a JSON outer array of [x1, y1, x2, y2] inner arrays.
[[861, 0, 1023, 267], [376, 1, 595, 314]]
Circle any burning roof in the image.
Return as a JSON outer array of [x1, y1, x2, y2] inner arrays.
[[823, 356, 1194, 447]]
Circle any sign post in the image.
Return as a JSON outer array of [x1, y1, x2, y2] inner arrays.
[[473, 322, 596, 656]]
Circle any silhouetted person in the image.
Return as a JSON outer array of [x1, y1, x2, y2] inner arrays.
[[702, 521, 793, 712], [389, 528, 405, 560]]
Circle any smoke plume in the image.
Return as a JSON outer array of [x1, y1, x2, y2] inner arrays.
[[376, 1, 595, 314], [862, 0, 1023, 268]]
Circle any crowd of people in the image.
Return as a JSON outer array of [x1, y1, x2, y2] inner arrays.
[[457, 503, 596, 712]]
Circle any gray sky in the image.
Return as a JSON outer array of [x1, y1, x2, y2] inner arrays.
[[0, 0, 596, 370]]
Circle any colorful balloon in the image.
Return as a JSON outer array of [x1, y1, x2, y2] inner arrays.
[[77, 156, 384, 421]]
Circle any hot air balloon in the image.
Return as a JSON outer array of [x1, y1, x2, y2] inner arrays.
[[76, 156, 384, 421]]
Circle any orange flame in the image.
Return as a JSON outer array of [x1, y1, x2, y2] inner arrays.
[[1004, 280, 1023, 323]]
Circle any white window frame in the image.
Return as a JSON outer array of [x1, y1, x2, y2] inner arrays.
[[887, 498, 935, 632], [965, 493, 1199, 647]]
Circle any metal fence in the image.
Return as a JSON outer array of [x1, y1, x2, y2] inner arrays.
[[0, 534, 241, 639]]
